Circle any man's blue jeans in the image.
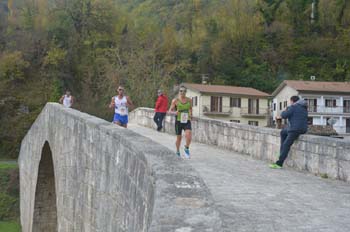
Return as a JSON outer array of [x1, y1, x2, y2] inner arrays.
[[276, 128, 305, 166], [153, 112, 166, 131]]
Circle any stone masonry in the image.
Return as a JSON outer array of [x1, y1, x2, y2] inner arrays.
[[129, 107, 350, 182], [128, 123, 350, 232], [19, 103, 222, 232]]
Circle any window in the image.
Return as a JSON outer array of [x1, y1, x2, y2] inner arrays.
[[248, 99, 259, 114], [273, 103, 276, 111], [210, 96, 222, 112], [248, 121, 259, 126], [344, 100, 350, 113], [279, 102, 282, 110], [230, 120, 240, 123], [307, 117, 313, 125], [305, 98, 317, 112], [284, 101, 287, 108], [325, 99, 337, 107], [230, 97, 241, 108], [192, 96, 198, 106]]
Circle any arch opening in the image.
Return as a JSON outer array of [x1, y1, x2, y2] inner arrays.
[[32, 141, 57, 231]]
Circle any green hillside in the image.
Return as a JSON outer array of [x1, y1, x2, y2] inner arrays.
[[1, 0, 350, 158]]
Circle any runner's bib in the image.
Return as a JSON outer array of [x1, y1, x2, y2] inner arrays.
[[119, 105, 127, 116], [180, 112, 189, 123]]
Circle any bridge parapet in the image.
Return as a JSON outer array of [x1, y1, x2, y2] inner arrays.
[[19, 103, 222, 232], [130, 108, 350, 182]]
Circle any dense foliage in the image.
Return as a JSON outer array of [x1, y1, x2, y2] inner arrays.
[[0, 162, 19, 223], [1, 0, 350, 158]]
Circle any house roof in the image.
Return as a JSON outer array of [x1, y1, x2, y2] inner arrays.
[[272, 80, 350, 96], [183, 83, 270, 97]]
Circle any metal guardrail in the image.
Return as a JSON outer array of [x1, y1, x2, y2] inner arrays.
[[240, 107, 269, 117], [201, 105, 269, 117], [202, 105, 232, 115], [308, 106, 350, 114]]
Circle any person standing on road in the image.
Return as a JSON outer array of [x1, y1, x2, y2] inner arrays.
[[59, 90, 74, 108], [168, 86, 192, 158], [270, 96, 308, 169], [109, 86, 134, 128], [154, 89, 168, 132]]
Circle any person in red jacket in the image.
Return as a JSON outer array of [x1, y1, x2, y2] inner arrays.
[[154, 89, 168, 131]]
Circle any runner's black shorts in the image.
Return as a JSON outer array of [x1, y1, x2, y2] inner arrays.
[[175, 120, 192, 135]]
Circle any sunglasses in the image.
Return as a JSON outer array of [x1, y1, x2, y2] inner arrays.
[[118, 89, 124, 91], [179, 89, 186, 93]]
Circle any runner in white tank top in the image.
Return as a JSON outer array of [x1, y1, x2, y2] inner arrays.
[[63, 95, 72, 107], [109, 86, 134, 128], [59, 91, 74, 108], [114, 95, 128, 116]]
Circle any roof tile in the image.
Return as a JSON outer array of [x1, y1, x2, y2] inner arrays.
[[183, 83, 269, 97], [284, 80, 350, 93]]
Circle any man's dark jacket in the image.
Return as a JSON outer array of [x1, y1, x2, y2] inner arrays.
[[281, 99, 308, 133]]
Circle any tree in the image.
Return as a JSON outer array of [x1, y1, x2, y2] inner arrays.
[[0, 51, 29, 82], [258, 0, 284, 27]]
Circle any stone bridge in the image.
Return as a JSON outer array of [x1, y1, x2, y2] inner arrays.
[[19, 104, 350, 232]]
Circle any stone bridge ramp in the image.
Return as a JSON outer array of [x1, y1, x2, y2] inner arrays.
[[19, 103, 222, 232], [19, 104, 350, 232], [128, 123, 350, 232]]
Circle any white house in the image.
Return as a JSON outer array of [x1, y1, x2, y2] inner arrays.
[[272, 80, 350, 134], [183, 83, 270, 127]]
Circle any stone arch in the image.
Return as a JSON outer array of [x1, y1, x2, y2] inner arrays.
[[20, 104, 222, 231], [32, 141, 58, 232]]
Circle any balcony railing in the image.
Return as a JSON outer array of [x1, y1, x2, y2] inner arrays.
[[240, 107, 269, 117], [201, 105, 269, 117], [308, 105, 350, 114], [202, 105, 232, 116]]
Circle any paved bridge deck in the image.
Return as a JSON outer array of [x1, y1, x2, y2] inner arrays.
[[128, 124, 350, 232]]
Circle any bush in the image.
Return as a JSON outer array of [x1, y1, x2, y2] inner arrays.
[[0, 163, 19, 221], [0, 193, 18, 221]]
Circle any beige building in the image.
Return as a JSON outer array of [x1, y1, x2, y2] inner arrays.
[[272, 80, 350, 134], [183, 83, 270, 127]]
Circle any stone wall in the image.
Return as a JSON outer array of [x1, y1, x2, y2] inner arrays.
[[19, 103, 222, 232], [130, 108, 350, 182]]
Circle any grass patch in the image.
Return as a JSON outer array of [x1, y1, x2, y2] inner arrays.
[[0, 221, 21, 232], [0, 162, 18, 170]]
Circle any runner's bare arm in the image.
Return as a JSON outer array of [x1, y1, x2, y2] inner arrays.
[[59, 95, 64, 104], [126, 96, 134, 110], [109, 97, 115, 108], [168, 99, 177, 115], [71, 96, 74, 106]]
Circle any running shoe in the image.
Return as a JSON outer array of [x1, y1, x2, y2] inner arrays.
[[184, 147, 190, 159], [269, 163, 282, 169]]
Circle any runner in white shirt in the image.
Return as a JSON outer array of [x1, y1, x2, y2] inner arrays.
[[109, 86, 134, 128], [59, 91, 74, 108]]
